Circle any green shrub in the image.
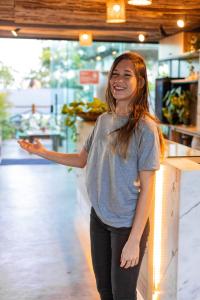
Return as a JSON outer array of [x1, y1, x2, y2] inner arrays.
[[0, 93, 15, 140]]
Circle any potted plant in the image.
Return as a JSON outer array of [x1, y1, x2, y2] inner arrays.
[[162, 87, 193, 125], [61, 97, 108, 142]]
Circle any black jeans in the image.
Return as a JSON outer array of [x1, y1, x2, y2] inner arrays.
[[90, 207, 150, 300]]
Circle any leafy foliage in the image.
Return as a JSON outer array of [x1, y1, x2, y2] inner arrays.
[[25, 46, 87, 89], [0, 62, 15, 89], [162, 87, 193, 125], [0, 93, 15, 140], [61, 97, 108, 142], [25, 47, 51, 87]]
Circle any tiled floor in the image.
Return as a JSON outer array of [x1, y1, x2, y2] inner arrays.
[[0, 140, 98, 300]]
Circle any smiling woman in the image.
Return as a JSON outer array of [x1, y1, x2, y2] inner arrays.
[[18, 50, 165, 300]]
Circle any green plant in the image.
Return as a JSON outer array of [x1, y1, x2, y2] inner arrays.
[[0, 62, 15, 88], [0, 93, 15, 140], [61, 97, 108, 142], [162, 87, 193, 125]]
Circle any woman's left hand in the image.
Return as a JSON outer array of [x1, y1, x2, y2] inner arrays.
[[120, 239, 140, 269]]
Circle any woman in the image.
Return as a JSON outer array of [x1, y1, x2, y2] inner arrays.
[[18, 51, 165, 300]]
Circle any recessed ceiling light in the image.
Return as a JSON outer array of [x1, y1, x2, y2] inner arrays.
[[138, 34, 145, 42], [177, 19, 185, 28]]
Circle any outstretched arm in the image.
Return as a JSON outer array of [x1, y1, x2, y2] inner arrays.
[[17, 139, 88, 168]]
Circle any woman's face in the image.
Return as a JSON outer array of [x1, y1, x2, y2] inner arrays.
[[110, 59, 137, 103]]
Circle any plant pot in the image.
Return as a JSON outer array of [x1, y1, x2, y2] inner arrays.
[[77, 112, 102, 121]]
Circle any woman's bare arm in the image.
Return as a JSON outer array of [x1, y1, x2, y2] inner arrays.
[[128, 170, 156, 243], [38, 147, 88, 168], [120, 170, 156, 268], [17, 139, 88, 168]]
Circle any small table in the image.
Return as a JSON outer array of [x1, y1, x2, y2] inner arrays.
[[18, 130, 64, 151]]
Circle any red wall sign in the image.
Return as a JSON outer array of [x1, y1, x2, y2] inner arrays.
[[79, 70, 99, 85]]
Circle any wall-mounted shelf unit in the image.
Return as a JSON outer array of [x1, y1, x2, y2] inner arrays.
[[158, 33, 200, 147]]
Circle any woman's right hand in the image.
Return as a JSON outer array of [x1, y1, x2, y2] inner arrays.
[[17, 138, 47, 155]]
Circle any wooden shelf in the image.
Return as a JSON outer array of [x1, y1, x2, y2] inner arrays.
[[161, 123, 200, 138], [171, 79, 198, 84], [159, 50, 200, 62]]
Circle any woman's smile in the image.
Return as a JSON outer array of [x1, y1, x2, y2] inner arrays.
[[113, 85, 126, 91]]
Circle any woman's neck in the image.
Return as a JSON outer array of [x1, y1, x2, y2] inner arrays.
[[115, 105, 130, 116]]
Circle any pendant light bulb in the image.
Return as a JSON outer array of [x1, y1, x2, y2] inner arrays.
[[106, 0, 126, 23], [79, 32, 93, 46]]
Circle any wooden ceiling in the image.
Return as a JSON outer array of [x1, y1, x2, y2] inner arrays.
[[0, 0, 200, 43]]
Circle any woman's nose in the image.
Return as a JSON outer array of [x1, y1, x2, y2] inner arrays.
[[114, 75, 124, 82]]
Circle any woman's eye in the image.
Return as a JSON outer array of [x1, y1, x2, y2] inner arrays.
[[124, 74, 131, 77], [111, 73, 133, 78]]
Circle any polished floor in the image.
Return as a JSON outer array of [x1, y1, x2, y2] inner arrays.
[[0, 140, 98, 300]]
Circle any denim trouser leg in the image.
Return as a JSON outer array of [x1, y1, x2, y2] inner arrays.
[[90, 207, 150, 300], [90, 208, 113, 300]]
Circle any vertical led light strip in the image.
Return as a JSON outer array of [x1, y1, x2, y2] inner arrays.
[[152, 165, 164, 300]]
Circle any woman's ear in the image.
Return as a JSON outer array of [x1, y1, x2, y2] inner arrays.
[[138, 76, 145, 89]]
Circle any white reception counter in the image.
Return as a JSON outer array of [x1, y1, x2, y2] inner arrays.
[[75, 120, 200, 300]]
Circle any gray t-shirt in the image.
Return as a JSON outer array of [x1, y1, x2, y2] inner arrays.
[[83, 112, 160, 228]]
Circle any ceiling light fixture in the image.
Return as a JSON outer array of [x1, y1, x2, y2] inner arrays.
[[128, 0, 152, 5], [96, 56, 102, 61], [177, 19, 185, 28], [138, 33, 145, 42], [11, 28, 20, 37], [79, 32, 93, 46], [112, 50, 117, 56], [106, 0, 126, 23]]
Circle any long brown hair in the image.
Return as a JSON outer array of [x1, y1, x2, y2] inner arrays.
[[105, 51, 165, 162]]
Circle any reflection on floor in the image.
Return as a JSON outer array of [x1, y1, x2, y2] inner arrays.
[[1, 139, 63, 159], [0, 141, 99, 300]]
